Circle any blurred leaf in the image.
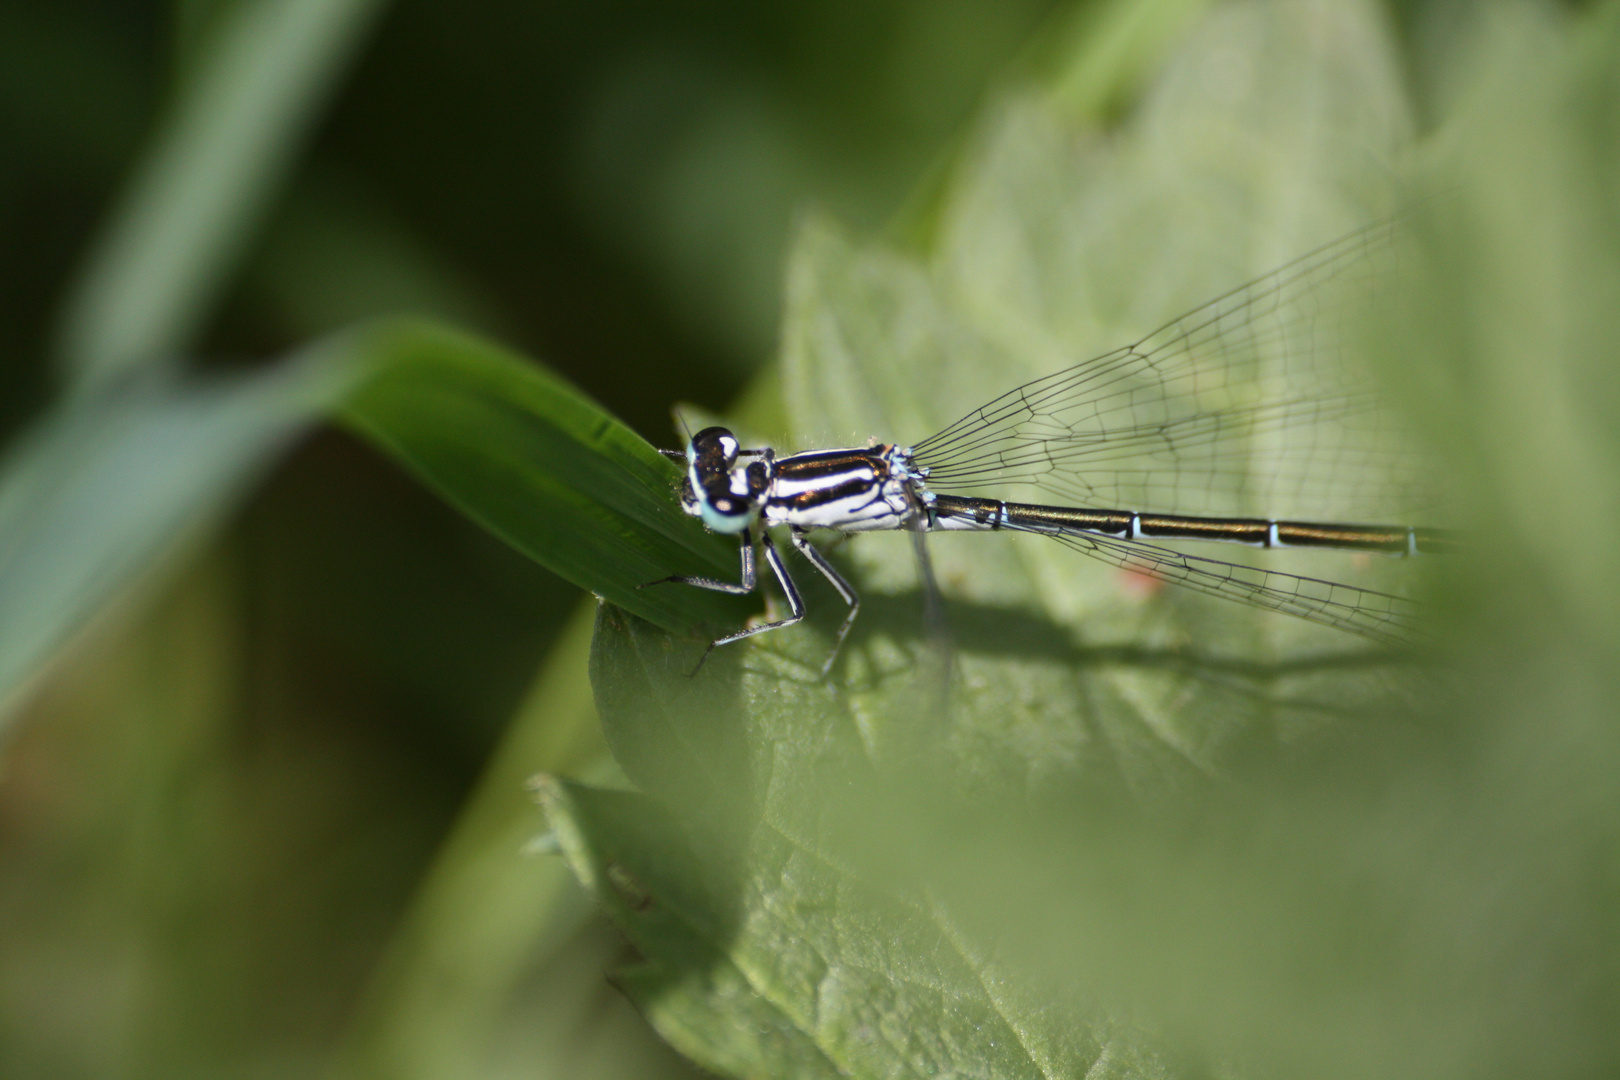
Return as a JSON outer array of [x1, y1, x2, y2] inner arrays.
[[52, 0, 393, 390], [558, 610, 1177, 1080], [1408, 2, 1620, 657], [534, 777, 910, 1080], [890, 0, 1213, 250], [0, 337, 367, 725], [328, 602, 703, 1080], [1039, 0, 1210, 121], [341, 320, 752, 636]]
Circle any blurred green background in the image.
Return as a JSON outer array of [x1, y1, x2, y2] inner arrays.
[[0, 1, 1065, 1075], [3, 1, 1617, 1079]]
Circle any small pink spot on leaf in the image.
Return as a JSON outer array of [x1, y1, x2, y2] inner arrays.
[[1117, 563, 1165, 600]]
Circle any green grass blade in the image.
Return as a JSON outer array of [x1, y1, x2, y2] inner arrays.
[[0, 312, 748, 732], [340, 320, 750, 636]]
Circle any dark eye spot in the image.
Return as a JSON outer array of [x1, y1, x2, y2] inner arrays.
[[692, 427, 739, 468]]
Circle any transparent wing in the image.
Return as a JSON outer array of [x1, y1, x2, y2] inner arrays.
[[1059, 531, 1421, 645], [911, 223, 1431, 524]]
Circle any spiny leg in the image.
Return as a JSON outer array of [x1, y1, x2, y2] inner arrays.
[[637, 529, 841, 676], [790, 528, 860, 677], [638, 527, 758, 595], [709, 529, 806, 648], [637, 528, 776, 674]]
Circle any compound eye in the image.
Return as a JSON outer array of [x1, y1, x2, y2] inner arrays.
[[691, 426, 740, 467]]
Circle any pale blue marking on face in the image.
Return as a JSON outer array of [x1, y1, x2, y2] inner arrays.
[[685, 430, 757, 534], [700, 499, 753, 534]]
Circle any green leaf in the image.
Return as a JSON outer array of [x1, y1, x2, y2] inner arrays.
[[340, 320, 751, 636], [53, 0, 393, 390], [540, 770, 1173, 1080], [538, 778, 848, 1080], [563, 2, 1620, 1077], [574, 607, 1184, 1079], [557, 2, 1575, 1078]]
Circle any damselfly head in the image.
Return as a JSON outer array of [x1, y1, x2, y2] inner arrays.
[[684, 426, 764, 534], [687, 426, 739, 469]]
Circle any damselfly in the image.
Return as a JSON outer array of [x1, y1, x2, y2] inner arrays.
[[647, 223, 1453, 673]]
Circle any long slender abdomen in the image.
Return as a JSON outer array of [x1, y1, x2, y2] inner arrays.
[[928, 494, 1454, 556]]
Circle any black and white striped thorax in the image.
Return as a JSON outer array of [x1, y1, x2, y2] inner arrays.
[[680, 426, 922, 536], [760, 447, 922, 531]]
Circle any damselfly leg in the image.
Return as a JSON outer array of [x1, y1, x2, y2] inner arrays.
[[641, 525, 859, 676]]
